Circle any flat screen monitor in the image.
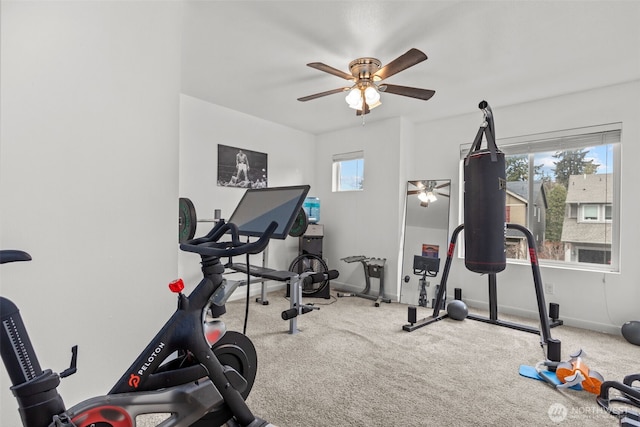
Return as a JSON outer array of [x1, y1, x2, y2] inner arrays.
[[413, 255, 440, 275], [228, 185, 310, 239]]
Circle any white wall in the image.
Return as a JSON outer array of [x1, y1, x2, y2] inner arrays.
[[0, 2, 182, 425], [178, 95, 316, 294], [410, 81, 640, 334], [314, 117, 408, 299]]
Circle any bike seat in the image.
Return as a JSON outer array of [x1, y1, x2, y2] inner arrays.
[[0, 250, 32, 264]]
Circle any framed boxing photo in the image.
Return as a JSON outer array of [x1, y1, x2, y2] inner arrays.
[[217, 144, 268, 189]]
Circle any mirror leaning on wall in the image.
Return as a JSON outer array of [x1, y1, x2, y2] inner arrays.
[[400, 180, 451, 307]]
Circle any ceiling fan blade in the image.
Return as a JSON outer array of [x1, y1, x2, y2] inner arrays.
[[374, 48, 427, 81], [435, 182, 450, 189], [297, 87, 350, 102], [407, 190, 422, 195], [307, 62, 355, 81], [379, 84, 435, 101]]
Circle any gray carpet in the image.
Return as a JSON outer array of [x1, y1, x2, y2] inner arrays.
[[141, 287, 638, 426]]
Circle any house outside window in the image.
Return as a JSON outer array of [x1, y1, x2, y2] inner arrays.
[[563, 174, 613, 265], [460, 123, 621, 272]]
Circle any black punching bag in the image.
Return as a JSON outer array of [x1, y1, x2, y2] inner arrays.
[[464, 101, 507, 273]]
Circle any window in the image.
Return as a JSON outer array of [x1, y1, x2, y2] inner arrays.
[[581, 205, 599, 221], [579, 204, 612, 223], [460, 123, 621, 272], [605, 205, 612, 220], [332, 151, 364, 192]]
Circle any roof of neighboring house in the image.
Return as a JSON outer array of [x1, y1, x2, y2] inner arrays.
[[506, 181, 548, 208], [561, 218, 612, 244], [565, 173, 613, 203]]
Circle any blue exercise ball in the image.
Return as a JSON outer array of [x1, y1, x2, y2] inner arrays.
[[621, 320, 640, 346], [447, 300, 468, 321]]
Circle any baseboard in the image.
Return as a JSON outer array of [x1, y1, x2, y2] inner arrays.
[[462, 297, 624, 336], [331, 280, 359, 293]]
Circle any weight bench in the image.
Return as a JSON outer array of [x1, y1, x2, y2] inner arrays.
[[227, 263, 324, 334], [228, 263, 291, 305]]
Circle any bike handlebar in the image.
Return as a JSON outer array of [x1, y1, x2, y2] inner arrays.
[[179, 220, 278, 258]]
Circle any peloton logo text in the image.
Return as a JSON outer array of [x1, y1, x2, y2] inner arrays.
[[128, 342, 166, 388]]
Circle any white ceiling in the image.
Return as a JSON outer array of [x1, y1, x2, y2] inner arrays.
[[181, 1, 640, 136]]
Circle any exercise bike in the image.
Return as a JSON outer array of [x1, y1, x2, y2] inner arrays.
[[1, 219, 279, 427]]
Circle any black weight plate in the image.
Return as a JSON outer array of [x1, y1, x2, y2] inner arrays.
[[288, 207, 308, 238], [179, 198, 197, 243]]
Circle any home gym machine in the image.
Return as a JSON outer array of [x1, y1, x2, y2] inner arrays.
[[403, 101, 562, 367], [337, 256, 391, 307], [227, 261, 337, 335], [219, 187, 338, 334]]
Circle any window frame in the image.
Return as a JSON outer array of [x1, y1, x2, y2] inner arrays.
[[459, 123, 621, 273], [332, 151, 364, 192], [579, 204, 612, 223]]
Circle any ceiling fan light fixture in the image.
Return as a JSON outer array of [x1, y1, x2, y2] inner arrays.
[[418, 190, 437, 204], [299, 48, 434, 118], [368, 99, 382, 110], [345, 88, 362, 108], [345, 86, 382, 110], [364, 86, 380, 104]]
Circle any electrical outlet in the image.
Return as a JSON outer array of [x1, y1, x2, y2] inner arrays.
[[544, 282, 554, 295]]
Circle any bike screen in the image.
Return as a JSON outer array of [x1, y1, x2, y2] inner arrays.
[[227, 185, 310, 239]]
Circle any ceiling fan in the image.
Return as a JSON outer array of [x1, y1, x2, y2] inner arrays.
[[408, 180, 449, 207], [297, 48, 435, 116]]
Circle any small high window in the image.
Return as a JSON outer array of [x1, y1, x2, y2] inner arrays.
[[332, 151, 364, 192]]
